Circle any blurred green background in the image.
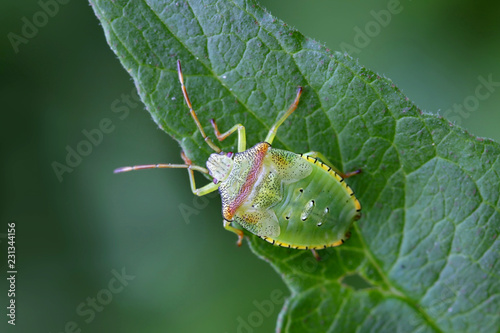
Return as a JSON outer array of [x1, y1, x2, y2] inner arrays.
[[1, 0, 499, 332]]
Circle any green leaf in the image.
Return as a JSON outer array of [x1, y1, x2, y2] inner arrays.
[[90, 0, 500, 332]]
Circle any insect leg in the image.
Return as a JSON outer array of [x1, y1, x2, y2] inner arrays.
[[223, 220, 244, 246], [187, 170, 219, 196], [180, 151, 220, 196], [302, 151, 361, 178], [311, 249, 321, 261], [177, 60, 221, 153], [264, 87, 303, 144], [210, 120, 246, 152]]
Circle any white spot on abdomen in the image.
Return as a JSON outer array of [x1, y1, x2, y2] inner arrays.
[[301, 200, 315, 221]]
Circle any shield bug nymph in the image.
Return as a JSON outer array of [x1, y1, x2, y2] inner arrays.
[[115, 60, 361, 253]]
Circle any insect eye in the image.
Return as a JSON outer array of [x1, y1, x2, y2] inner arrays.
[[227, 152, 234, 158], [213, 178, 219, 184]]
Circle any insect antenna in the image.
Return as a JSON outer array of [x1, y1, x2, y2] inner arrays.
[[114, 163, 209, 174], [177, 60, 221, 153]]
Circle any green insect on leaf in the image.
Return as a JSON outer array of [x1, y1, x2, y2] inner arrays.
[[90, 0, 500, 332]]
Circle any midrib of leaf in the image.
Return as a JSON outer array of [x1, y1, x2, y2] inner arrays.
[[268, 221, 444, 333], [353, 224, 444, 333]]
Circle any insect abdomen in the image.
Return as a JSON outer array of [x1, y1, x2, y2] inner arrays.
[[264, 155, 361, 249]]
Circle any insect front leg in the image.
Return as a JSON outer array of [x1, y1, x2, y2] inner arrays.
[[210, 119, 246, 152], [223, 220, 244, 246], [302, 151, 361, 178], [181, 151, 220, 196], [187, 171, 220, 196], [177, 60, 221, 153]]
